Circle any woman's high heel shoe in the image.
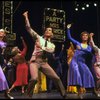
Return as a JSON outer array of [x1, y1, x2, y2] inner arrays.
[[5, 91, 14, 99]]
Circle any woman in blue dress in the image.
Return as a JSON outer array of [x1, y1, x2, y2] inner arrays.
[[67, 24, 96, 98]]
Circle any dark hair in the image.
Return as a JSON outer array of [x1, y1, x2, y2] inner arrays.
[[44, 26, 52, 32], [43, 26, 53, 38]]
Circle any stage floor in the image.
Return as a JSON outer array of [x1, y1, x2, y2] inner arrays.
[[0, 91, 100, 99]]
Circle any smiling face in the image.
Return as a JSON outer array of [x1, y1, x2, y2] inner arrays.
[[0, 29, 6, 40], [81, 31, 89, 42], [44, 27, 53, 38]]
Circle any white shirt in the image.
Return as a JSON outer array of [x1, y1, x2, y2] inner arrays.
[[30, 36, 55, 61]]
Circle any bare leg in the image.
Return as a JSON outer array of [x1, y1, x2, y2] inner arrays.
[[8, 84, 15, 93], [22, 86, 25, 93], [4, 89, 14, 99]]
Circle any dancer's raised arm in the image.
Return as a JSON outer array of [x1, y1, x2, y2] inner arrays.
[[23, 11, 39, 40]]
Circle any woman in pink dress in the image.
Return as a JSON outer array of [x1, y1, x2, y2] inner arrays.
[[8, 37, 28, 94]]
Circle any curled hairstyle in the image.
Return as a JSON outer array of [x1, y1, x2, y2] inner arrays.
[[10, 47, 19, 57], [80, 31, 89, 38], [80, 31, 90, 43]]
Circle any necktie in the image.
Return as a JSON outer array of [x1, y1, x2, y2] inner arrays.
[[42, 39, 48, 59], [45, 39, 47, 47]]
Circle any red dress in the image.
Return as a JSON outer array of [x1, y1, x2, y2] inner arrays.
[[13, 42, 28, 86]]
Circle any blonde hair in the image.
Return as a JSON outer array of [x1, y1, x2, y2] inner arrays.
[[11, 47, 19, 57], [80, 31, 89, 38]]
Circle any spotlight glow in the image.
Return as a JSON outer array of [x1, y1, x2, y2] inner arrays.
[[94, 3, 97, 6], [86, 4, 89, 7], [76, 4, 79, 7], [75, 8, 78, 11], [82, 7, 85, 10]]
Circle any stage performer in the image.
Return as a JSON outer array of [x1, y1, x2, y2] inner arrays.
[[23, 11, 67, 99]]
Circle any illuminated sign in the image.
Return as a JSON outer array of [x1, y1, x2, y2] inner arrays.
[[44, 8, 66, 42]]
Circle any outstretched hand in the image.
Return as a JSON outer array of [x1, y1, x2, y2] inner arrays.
[[20, 36, 24, 40], [90, 33, 94, 37], [23, 11, 28, 17], [67, 24, 72, 29]]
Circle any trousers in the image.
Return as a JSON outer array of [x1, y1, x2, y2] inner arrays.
[[29, 58, 66, 97]]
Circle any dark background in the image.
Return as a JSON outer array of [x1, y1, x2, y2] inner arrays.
[[0, 0, 100, 60]]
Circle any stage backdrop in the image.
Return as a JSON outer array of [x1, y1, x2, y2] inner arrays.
[[2, 1, 16, 46], [2, 1, 16, 60]]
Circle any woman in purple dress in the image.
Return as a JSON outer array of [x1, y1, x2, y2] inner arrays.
[[0, 29, 14, 99], [67, 24, 96, 98]]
